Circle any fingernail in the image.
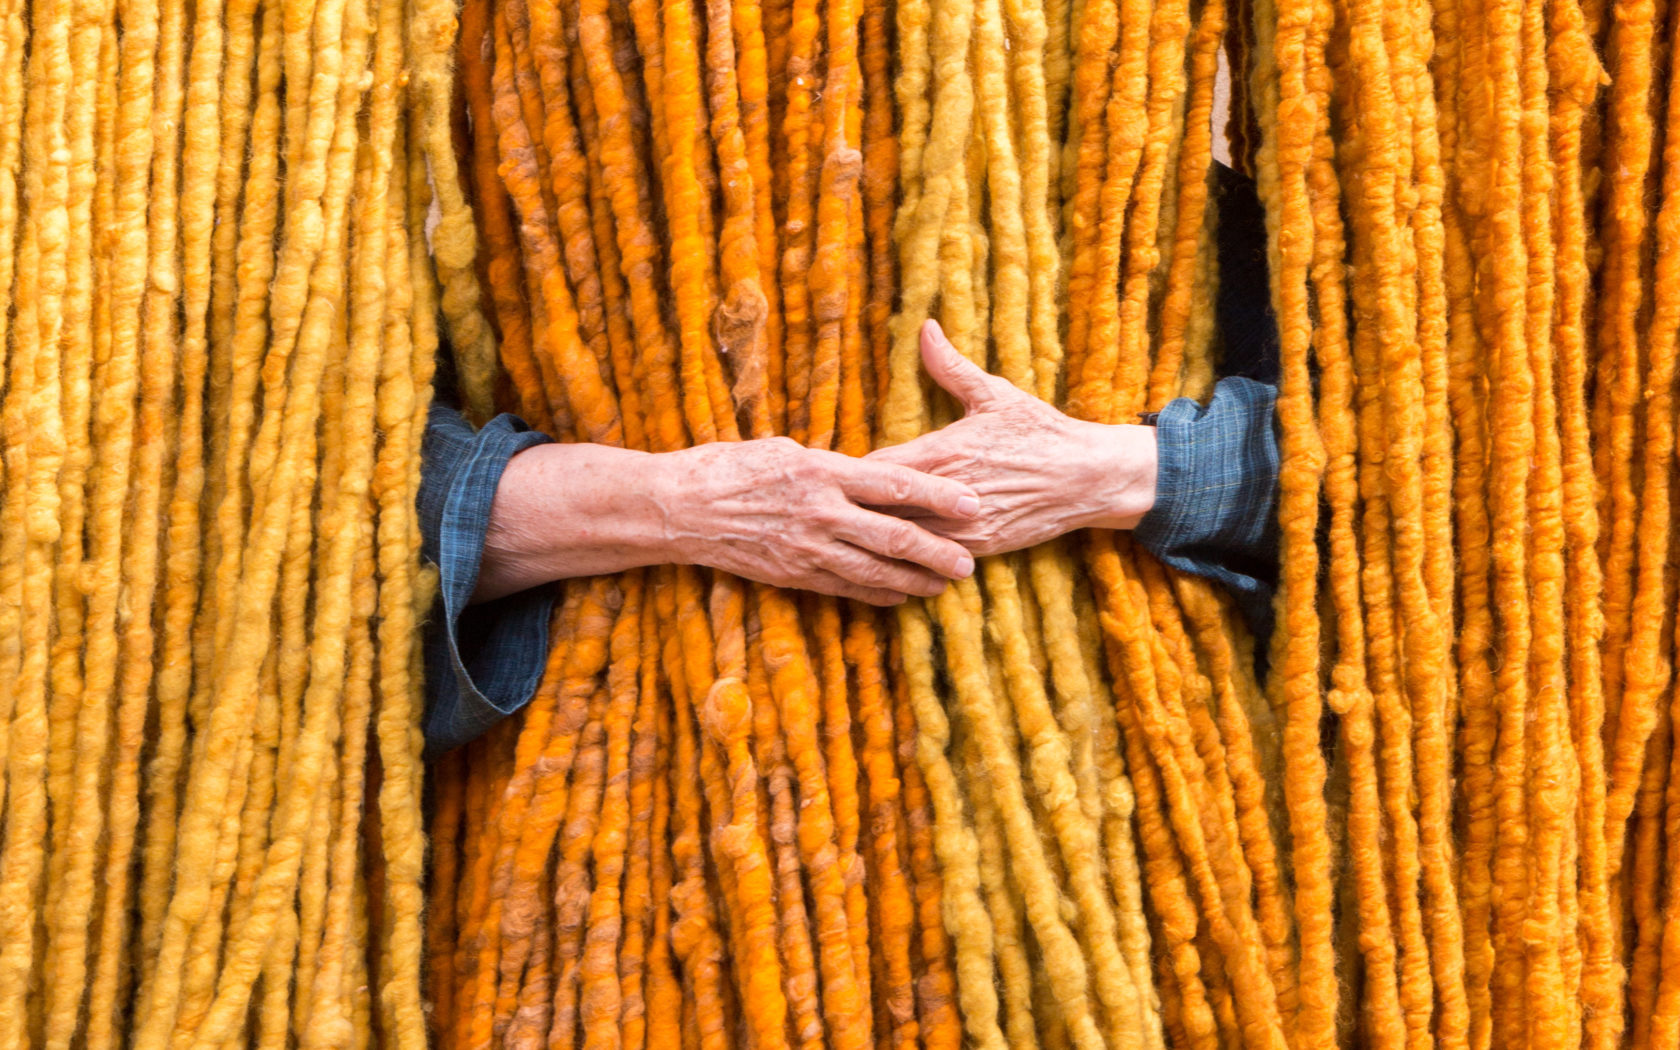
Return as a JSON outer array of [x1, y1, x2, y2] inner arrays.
[[922, 319, 944, 346], [956, 494, 980, 517], [954, 554, 975, 579]]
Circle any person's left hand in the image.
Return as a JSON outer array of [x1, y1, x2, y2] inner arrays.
[[866, 320, 1158, 558]]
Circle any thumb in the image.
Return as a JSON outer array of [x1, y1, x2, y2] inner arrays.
[[921, 320, 1014, 415]]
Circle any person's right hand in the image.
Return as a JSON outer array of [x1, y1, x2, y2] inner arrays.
[[650, 437, 980, 605]]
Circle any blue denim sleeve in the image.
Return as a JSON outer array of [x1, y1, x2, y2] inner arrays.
[[419, 403, 558, 755], [1133, 376, 1280, 641]]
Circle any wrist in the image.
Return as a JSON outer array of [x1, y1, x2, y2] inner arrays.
[[1077, 421, 1157, 530], [575, 445, 684, 566], [635, 449, 696, 566], [475, 443, 676, 601]]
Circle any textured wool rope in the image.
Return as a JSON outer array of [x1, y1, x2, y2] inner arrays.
[[14, 0, 1680, 1045], [428, 2, 944, 1047], [432, 0, 1680, 1045], [0, 0, 445, 1031]]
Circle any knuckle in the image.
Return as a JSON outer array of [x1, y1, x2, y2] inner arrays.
[[791, 460, 824, 485], [885, 522, 919, 560], [798, 502, 834, 530], [764, 437, 803, 469], [858, 560, 891, 587], [796, 453, 829, 480]]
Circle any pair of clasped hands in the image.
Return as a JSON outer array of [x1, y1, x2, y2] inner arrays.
[[474, 320, 1160, 605]]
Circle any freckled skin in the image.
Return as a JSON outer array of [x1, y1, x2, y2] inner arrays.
[[476, 319, 1163, 606], [474, 434, 982, 606], [867, 321, 1158, 557]]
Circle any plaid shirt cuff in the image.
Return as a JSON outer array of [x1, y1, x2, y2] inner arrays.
[[419, 403, 557, 755], [1133, 376, 1280, 640]]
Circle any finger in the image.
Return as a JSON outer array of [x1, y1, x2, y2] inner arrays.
[[862, 435, 949, 476], [865, 509, 985, 543], [831, 507, 975, 579], [921, 319, 1017, 414], [828, 454, 980, 517], [803, 571, 910, 607], [820, 542, 951, 597], [861, 439, 921, 467]]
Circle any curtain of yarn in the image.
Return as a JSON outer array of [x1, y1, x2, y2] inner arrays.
[[0, 0, 465, 1041], [11, 0, 1680, 1044]]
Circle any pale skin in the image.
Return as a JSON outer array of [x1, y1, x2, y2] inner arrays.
[[474, 319, 1158, 604]]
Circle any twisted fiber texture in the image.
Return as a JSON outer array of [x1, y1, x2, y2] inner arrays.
[[0, 0, 441, 1032], [431, 1, 1176, 1049], [1235, 0, 1680, 1042], [5, 0, 1664, 1040], [429, 2, 957, 1050], [428, 0, 1680, 1043]]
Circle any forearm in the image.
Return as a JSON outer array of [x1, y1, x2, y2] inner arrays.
[[473, 433, 979, 606], [472, 442, 677, 602]]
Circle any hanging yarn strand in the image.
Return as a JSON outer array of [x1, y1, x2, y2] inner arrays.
[[6, 0, 1680, 1043], [0, 0, 443, 1032], [429, 0, 1680, 1044]]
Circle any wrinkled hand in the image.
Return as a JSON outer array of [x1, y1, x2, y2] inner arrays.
[[652, 436, 980, 605], [865, 320, 1157, 558]]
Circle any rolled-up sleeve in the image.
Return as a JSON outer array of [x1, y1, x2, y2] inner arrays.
[[1133, 376, 1280, 641], [419, 403, 557, 755]]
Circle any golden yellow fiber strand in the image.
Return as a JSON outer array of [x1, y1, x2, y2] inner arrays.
[[0, 0, 436, 1028], [1547, 1, 1614, 1043], [1514, 0, 1569, 1038], [78, 25, 132, 1050], [40, 0, 95, 1034], [1110, 0, 1191, 416], [410, 0, 497, 421], [896, 599, 1008, 1050], [1478, 2, 1537, 1044], [1147, 0, 1223, 409], [1602, 11, 1670, 931], [1058, 0, 1117, 389], [883, 0, 974, 439], [961, 721, 1040, 1050], [39, 0, 114, 1039], [1340, 0, 1438, 1041], [0, 0, 72, 1035], [997, 0, 1064, 402], [1595, 0, 1658, 786], [1250, 0, 1335, 1040], [0, 0, 28, 845], [1392, 0, 1470, 1036], [376, 105, 434, 1050]]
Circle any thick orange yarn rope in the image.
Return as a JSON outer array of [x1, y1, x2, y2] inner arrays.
[[7, 0, 1680, 1046], [428, 0, 1680, 1046], [0, 0, 444, 1039]]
